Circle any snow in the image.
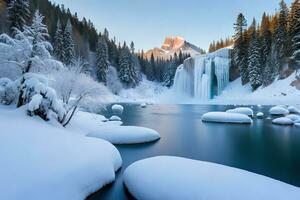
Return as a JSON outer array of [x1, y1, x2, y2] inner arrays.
[[88, 126, 160, 144], [0, 106, 122, 200], [286, 114, 300, 121], [109, 115, 122, 121], [257, 112, 264, 118], [202, 112, 253, 124], [226, 107, 254, 117], [111, 104, 124, 114], [123, 156, 300, 200], [288, 106, 300, 114], [140, 103, 147, 108], [295, 123, 300, 127], [272, 117, 294, 125], [270, 106, 290, 115]]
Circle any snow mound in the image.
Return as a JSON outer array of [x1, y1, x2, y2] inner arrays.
[[286, 114, 300, 122], [270, 106, 290, 115], [226, 107, 253, 117], [109, 115, 122, 121], [0, 107, 122, 200], [272, 117, 294, 125], [295, 123, 300, 127], [288, 106, 300, 114], [257, 112, 264, 118], [140, 103, 147, 108], [88, 126, 160, 144], [202, 112, 252, 124], [111, 104, 124, 114], [123, 156, 300, 200]]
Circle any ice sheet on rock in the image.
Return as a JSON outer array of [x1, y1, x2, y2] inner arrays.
[[272, 117, 294, 125], [270, 106, 290, 115], [202, 112, 252, 124], [88, 126, 160, 144], [123, 156, 300, 200], [226, 107, 254, 117]]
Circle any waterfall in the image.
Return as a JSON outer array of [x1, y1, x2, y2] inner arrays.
[[172, 47, 231, 100]]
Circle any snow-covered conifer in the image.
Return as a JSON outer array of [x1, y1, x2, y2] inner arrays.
[[63, 19, 75, 65], [7, 0, 30, 35], [53, 19, 64, 62], [96, 36, 109, 84]]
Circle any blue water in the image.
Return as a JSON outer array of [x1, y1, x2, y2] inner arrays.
[[88, 104, 300, 200]]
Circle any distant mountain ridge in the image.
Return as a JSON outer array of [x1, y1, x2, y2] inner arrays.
[[145, 36, 203, 60]]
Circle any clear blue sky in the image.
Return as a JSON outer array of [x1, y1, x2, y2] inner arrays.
[[50, 0, 293, 51]]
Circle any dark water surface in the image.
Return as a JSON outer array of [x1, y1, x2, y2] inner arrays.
[[88, 104, 300, 200]]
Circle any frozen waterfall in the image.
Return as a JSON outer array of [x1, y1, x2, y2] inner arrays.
[[173, 47, 231, 100]]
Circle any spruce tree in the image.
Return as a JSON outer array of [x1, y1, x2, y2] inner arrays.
[[290, 3, 300, 73], [53, 19, 64, 61], [248, 19, 262, 90], [275, 0, 289, 68], [7, 0, 30, 35], [260, 13, 272, 71], [118, 43, 140, 87], [96, 36, 109, 85], [233, 13, 248, 85], [63, 19, 75, 65]]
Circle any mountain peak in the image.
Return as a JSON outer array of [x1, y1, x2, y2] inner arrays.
[[145, 36, 201, 60]]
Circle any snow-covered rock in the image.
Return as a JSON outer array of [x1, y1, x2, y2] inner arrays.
[[270, 106, 289, 115], [111, 104, 124, 114], [257, 112, 264, 118], [202, 112, 252, 124], [286, 114, 300, 122], [140, 103, 147, 108], [0, 107, 122, 200], [288, 106, 300, 114], [226, 107, 253, 117], [295, 123, 300, 127], [109, 115, 122, 121], [88, 126, 160, 144], [123, 156, 300, 200], [272, 117, 294, 125]]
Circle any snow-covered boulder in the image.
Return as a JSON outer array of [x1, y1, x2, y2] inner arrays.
[[256, 112, 264, 118], [123, 156, 300, 200], [272, 117, 294, 125], [88, 126, 160, 144], [140, 103, 147, 108], [269, 106, 289, 115], [111, 104, 124, 114], [286, 114, 300, 122], [226, 107, 253, 117], [288, 106, 300, 114], [202, 112, 252, 124], [0, 107, 122, 200], [109, 115, 122, 121], [295, 123, 300, 127]]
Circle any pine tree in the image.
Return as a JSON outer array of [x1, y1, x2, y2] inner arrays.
[[248, 19, 262, 90], [275, 0, 289, 68], [130, 41, 135, 54], [7, 0, 30, 35], [233, 13, 248, 85], [53, 19, 64, 61], [264, 43, 279, 86], [290, 2, 300, 73], [163, 61, 177, 87], [260, 13, 272, 71], [118, 43, 140, 87], [95, 36, 109, 84], [63, 19, 75, 65]]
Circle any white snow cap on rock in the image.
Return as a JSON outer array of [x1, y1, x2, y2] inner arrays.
[[257, 112, 264, 118], [226, 107, 253, 117], [123, 156, 300, 200], [111, 104, 124, 114], [272, 117, 294, 125], [286, 114, 300, 122], [288, 106, 300, 114], [140, 103, 147, 108], [202, 112, 252, 124], [88, 126, 160, 144], [270, 106, 289, 115], [109, 115, 122, 121]]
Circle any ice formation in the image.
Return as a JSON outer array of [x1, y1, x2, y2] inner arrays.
[[173, 47, 231, 100]]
